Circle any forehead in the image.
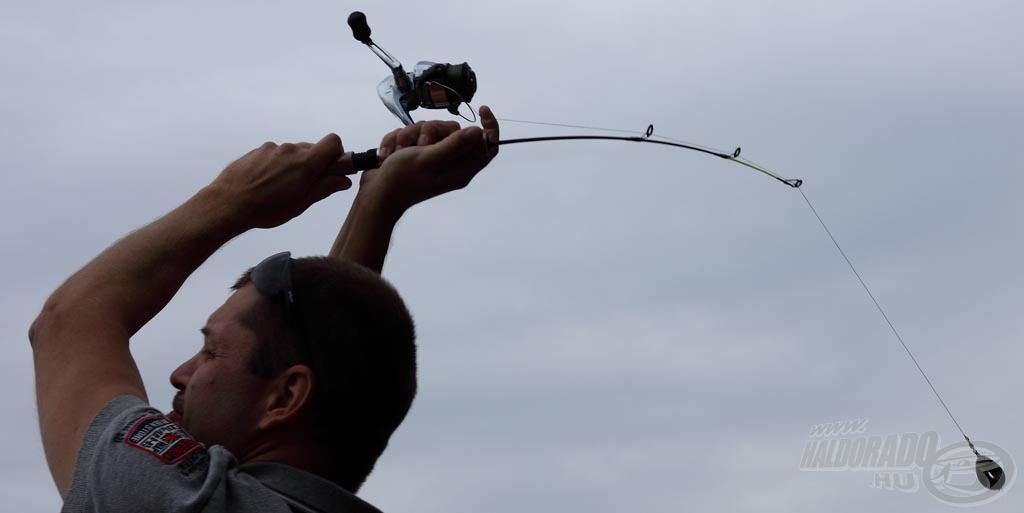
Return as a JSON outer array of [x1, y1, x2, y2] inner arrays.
[[205, 284, 265, 341]]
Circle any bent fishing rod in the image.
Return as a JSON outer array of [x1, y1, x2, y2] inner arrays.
[[335, 11, 1006, 491], [338, 11, 801, 188]]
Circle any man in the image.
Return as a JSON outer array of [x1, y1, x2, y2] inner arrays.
[[29, 107, 500, 512]]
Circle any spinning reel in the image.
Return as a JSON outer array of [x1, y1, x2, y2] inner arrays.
[[348, 11, 477, 126]]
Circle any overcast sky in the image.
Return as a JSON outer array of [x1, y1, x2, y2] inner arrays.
[[2, 1, 1022, 511]]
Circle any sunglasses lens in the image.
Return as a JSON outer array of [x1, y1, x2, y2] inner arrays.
[[252, 251, 293, 300]]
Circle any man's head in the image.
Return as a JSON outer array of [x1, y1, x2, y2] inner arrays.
[[169, 256, 417, 492]]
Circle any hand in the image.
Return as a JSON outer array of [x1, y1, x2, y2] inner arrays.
[[211, 133, 354, 229], [359, 105, 500, 215]]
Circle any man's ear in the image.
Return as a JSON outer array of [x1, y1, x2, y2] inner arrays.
[[258, 364, 315, 431]]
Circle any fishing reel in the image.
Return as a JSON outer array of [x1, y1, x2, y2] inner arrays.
[[348, 11, 477, 126]]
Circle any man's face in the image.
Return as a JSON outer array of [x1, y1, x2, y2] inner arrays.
[[169, 284, 275, 454]]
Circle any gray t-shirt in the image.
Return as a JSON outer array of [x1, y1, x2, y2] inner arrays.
[[62, 395, 384, 513]]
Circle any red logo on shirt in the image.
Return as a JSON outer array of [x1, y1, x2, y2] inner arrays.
[[124, 414, 202, 464]]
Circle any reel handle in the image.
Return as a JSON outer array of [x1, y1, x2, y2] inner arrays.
[[347, 12, 372, 43]]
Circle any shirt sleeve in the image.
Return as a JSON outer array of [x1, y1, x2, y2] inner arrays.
[[61, 395, 237, 513]]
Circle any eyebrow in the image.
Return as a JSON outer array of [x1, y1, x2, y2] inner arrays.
[[200, 327, 218, 346]]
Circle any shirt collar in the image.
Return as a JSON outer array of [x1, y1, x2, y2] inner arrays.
[[240, 462, 384, 513]]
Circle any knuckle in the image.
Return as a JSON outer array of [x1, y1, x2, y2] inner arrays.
[[396, 132, 417, 147]]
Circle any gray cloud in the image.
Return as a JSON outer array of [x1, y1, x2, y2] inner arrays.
[[2, 1, 1022, 512]]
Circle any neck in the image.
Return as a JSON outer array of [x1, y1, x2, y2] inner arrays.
[[241, 434, 327, 480]]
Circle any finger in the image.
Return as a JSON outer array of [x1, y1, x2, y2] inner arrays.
[[415, 119, 456, 145], [307, 175, 353, 205], [480, 105, 499, 137], [480, 105, 500, 157], [395, 122, 424, 152], [306, 133, 345, 169], [420, 126, 483, 165], [378, 128, 401, 161], [435, 127, 489, 190], [415, 124, 436, 146]]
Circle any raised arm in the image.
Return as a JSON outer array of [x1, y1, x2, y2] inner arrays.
[[330, 105, 500, 272], [29, 134, 352, 495]]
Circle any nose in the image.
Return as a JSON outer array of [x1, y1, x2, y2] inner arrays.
[[169, 355, 197, 391]]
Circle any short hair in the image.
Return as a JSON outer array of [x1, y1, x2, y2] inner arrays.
[[233, 257, 416, 492]]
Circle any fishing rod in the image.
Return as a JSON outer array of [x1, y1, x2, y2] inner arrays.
[[341, 10, 1006, 491], [343, 124, 803, 188], [342, 10, 801, 188], [495, 128, 803, 189]]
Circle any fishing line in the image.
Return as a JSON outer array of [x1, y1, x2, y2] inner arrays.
[[499, 117, 656, 136], [794, 186, 1005, 489], [797, 188, 967, 437], [492, 115, 1004, 488]]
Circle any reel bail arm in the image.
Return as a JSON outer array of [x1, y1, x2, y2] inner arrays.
[[348, 11, 477, 126]]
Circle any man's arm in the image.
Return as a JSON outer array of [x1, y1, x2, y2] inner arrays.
[[29, 134, 352, 495], [330, 106, 500, 272]]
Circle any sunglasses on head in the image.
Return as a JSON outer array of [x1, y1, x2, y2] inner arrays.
[[251, 251, 321, 373], [252, 251, 295, 304]]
